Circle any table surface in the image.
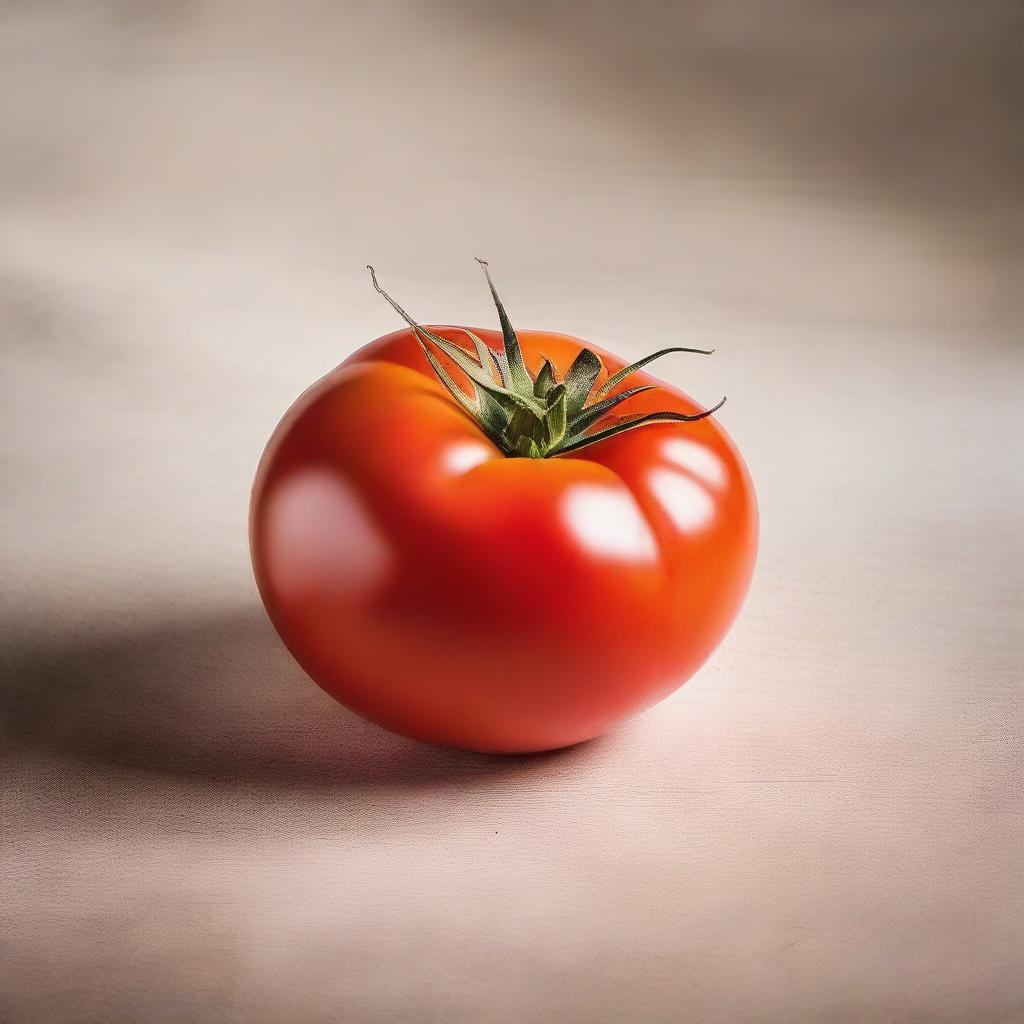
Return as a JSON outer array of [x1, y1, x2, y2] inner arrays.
[[2, 3, 1022, 1022]]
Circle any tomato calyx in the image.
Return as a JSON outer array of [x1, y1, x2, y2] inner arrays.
[[367, 261, 726, 459]]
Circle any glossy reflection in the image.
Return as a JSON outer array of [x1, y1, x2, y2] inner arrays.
[[647, 468, 716, 533], [562, 483, 658, 563], [661, 437, 726, 489], [441, 440, 494, 476], [264, 466, 391, 599]]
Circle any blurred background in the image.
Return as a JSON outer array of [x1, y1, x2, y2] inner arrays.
[[2, 2, 1021, 1022]]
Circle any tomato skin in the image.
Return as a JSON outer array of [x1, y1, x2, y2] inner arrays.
[[250, 327, 757, 753]]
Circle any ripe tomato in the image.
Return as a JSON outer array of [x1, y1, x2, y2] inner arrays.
[[250, 266, 757, 753]]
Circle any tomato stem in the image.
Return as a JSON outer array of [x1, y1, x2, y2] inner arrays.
[[367, 263, 724, 458]]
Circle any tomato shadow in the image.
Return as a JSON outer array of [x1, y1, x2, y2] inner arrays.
[[1, 608, 599, 790]]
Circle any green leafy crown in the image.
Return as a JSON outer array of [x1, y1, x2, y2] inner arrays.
[[368, 261, 724, 459]]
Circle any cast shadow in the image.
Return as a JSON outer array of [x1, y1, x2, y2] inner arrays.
[[1, 608, 598, 790]]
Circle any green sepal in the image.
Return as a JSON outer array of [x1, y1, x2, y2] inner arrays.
[[419, 346, 482, 420], [558, 399, 726, 455], [369, 263, 725, 460], [596, 346, 714, 399], [562, 348, 602, 414], [488, 348, 507, 386], [567, 385, 655, 438], [533, 359, 556, 399], [417, 328, 543, 416], [367, 267, 541, 417], [544, 384, 568, 449], [503, 402, 545, 453], [455, 329, 511, 427], [460, 329, 501, 385], [512, 434, 543, 459], [476, 259, 534, 398]]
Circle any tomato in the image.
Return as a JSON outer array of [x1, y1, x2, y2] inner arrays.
[[250, 265, 757, 753]]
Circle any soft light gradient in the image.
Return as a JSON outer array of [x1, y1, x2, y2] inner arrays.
[[1, 2, 1021, 1022]]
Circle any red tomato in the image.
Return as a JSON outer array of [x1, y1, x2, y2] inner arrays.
[[251, 271, 757, 753]]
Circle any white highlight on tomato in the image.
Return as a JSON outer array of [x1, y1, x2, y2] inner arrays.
[[264, 467, 391, 599], [563, 483, 658, 563], [442, 440, 494, 475], [647, 468, 715, 533], [660, 438, 726, 489]]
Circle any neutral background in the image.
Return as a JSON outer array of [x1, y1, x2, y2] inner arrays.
[[2, 2, 1022, 1022]]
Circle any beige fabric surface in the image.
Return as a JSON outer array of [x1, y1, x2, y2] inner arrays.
[[2, 3, 1022, 1022]]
